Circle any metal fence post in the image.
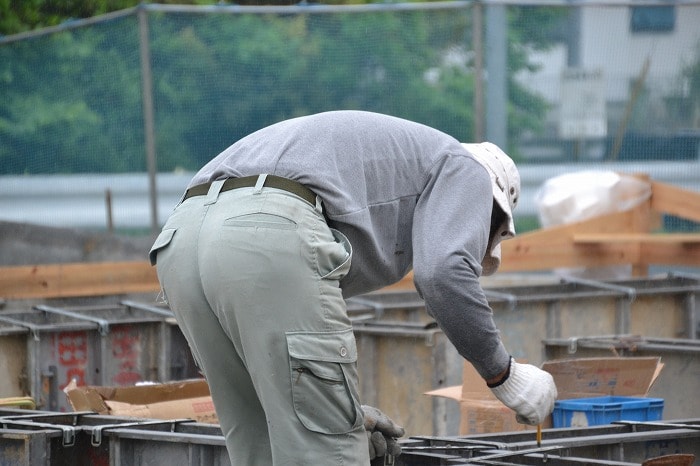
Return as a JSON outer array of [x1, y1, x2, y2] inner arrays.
[[138, 5, 159, 233]]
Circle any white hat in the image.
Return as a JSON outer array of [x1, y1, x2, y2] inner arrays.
[[461, 142, 520, 275]]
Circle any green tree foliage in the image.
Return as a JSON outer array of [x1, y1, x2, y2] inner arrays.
[[0, 1, 564, 174], [0, 16, 145, 173], [0, 0, 136, 34], [145, 10, 472, 170]]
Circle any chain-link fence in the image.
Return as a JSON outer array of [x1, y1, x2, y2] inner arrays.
[[1, 1, 699, 232]]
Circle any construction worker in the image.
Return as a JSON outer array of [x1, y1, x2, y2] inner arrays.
[[149, 110, 557, 465]]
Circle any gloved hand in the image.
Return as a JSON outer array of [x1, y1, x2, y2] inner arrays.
[[488, 357, 558, 425], [362, 405, 405, 459]]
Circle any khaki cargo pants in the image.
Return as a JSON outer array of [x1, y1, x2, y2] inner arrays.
[[149, 177, 369, 465]]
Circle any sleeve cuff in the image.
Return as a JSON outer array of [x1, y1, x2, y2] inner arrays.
[[486, 356, 512, 388]]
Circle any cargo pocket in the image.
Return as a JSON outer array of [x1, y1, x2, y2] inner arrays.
[[286, 328, 363, 434], [149, 228, 177, 265]]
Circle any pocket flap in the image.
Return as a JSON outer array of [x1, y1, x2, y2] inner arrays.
[[286, 328, 357, 363], [149, 228, 176, 265]]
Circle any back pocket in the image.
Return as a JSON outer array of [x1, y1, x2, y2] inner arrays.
[[223, 213, 297, 229]]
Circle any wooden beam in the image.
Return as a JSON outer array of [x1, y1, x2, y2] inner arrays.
[[0, 261, 159, 300], [640, 241, 700, 267], [1, 179, 697, 300], [574, 233, 700, 244], [500, 208, 642, 272], [650, 181, 700, 222]]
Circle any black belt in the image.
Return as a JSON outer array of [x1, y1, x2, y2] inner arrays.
[[183, 175, 316, 205]]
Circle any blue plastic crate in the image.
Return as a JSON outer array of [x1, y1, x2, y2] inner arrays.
[[552, 396, 664, 428]]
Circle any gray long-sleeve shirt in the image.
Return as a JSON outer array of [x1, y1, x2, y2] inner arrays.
[[190, 110, 510, 378]]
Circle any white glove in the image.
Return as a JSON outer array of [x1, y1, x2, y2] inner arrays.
[[489, 357, 558, 425]]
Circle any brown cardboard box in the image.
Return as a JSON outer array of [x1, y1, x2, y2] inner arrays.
[[64, 378, 219, 424], [541, 357, 663, 399], [426, 356, 663, 434], [426, 361, 533, 435]]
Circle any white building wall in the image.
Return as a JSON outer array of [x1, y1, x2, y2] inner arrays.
[[580, 5, 700, 101], [517, 5, 700, 105]]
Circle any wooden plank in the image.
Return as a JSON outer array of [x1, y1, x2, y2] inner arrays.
[[650, 181, 700, 222], [574, 233, 700, 244], [500, 208, 642, 272], [0, 261, 159, 300], [641, 241, 700, 267], [1, 178, 696, 300], [0, 259, 417, 299]]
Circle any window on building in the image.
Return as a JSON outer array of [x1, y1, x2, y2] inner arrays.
[[630, 6, 675, 33]]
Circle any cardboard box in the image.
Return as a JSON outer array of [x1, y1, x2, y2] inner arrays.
[[426, 361, 533, 435], [426, 356, 663, 434], [542, 357, 663, 399], [64, 378, 218, 424]]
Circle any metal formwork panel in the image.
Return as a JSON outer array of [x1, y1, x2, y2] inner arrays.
[[605, 273, 700, 340], [0, 321, 28, 400], [544, 336, 700, 421], [34, 303, 170, 387], [347, 275, 700, 436], [107, 427, 229, 466], [0, 410, 112, 466], [0, 309, 102, 411], [0, 302, 173, 412], [3, 408, 698, 466], [395, 420, 700, 466], [0, 427, 54, 466], [0, 408, 227, 466], [481, 273, 700, 367], [120, 300, 202, 381], [485, 281, 626, 366], [347, 291, 432, 324], [353, 322, 463, 437]]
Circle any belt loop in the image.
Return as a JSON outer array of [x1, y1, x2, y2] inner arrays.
[[204, 179, 226, 205], [253, 174, 268, 194]]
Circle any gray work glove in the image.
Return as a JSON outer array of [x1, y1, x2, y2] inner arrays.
[[489, 357, 558, 425], [362, 405, 405, 459]]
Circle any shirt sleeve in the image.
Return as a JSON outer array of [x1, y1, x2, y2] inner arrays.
[[411, 154, 511, 380]]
